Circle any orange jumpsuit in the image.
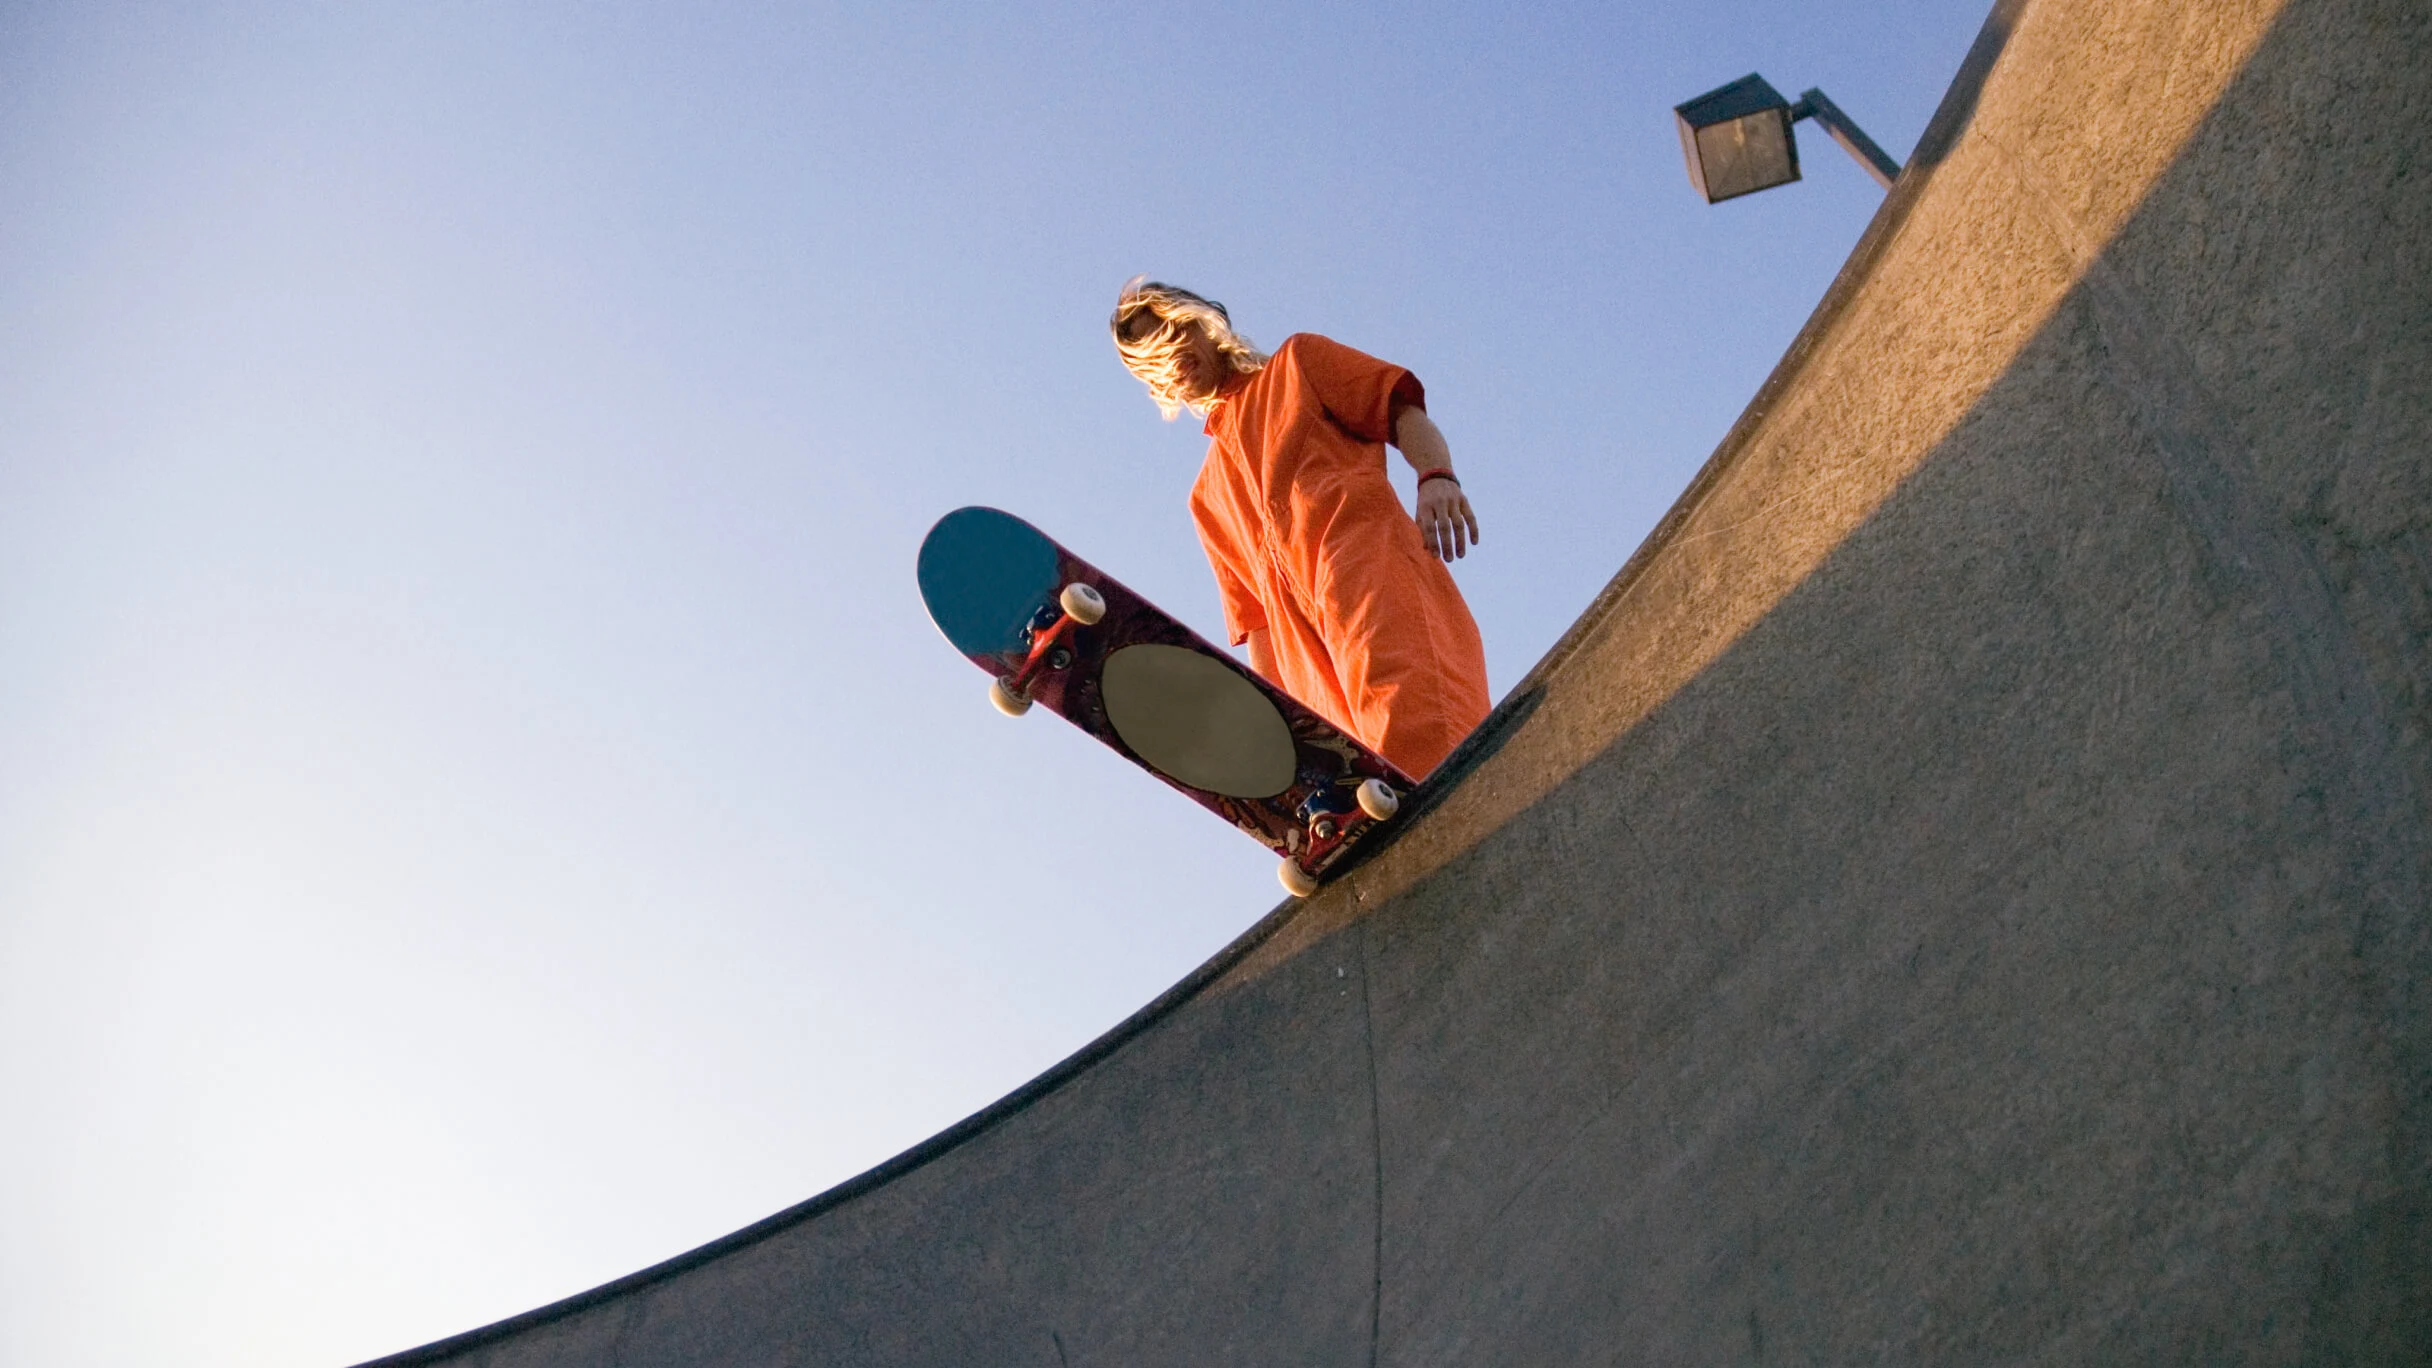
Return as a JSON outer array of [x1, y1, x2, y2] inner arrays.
[[1190, 333, 1490, 778]]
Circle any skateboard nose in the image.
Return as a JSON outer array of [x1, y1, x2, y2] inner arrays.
[[918, 507, 1064, 657]]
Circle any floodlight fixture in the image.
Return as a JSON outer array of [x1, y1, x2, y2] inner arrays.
[[1675, 74, 1903, 204]]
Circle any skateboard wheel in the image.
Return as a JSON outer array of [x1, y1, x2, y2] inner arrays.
[[1277, 858, 1320, 898], [1059, 582, 1107, 626], [988, 678, 1032, 717], [1357, 778, 1400, 821]]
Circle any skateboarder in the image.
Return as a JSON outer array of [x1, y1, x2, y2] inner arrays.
[[1110, 277, 1490, 779]]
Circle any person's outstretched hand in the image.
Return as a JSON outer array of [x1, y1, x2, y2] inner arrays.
[[1417, 477, 1479, 561]]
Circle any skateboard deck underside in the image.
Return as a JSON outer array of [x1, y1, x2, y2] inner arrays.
[[917, 506, 1409, 881]]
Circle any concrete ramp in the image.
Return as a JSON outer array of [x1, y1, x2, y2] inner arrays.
[[365, 0, 2432, 1360]]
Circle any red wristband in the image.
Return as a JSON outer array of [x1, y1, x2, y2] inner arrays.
[[1416, 467, 1459, 487]]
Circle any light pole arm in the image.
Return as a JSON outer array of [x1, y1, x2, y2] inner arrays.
[[1791, 88, 1901, 188]]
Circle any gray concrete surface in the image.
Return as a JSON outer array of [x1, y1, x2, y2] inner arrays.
[[361, 0, 2432, 1361]]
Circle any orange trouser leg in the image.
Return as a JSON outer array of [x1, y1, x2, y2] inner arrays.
[[1314, 527, 1490, 778]]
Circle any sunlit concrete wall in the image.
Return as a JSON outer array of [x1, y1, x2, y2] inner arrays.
[[1322, 0, 2431, 1356]]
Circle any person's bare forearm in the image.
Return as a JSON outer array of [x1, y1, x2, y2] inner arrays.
[[1393, 406, 1452, 474], [1392, 406, 1480, 560]]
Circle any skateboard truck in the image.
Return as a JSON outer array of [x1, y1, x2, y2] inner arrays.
[[990, 583, 1106, 716], [1277, 776, 1402, 896]]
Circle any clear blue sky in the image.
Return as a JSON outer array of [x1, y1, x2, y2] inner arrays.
[[0, 3, 1987, 1363]]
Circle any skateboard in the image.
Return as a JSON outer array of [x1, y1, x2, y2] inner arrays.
[[916, 506, 1411, 897]]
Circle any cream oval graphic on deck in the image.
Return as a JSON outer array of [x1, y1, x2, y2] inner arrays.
[[1101, 644, 1296, 798]]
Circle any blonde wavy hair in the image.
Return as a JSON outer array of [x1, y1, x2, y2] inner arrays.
[[1110, 276, 1269, 420]]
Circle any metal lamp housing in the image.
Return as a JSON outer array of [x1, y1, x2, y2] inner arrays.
[[1675, 73, 1801, 204]]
